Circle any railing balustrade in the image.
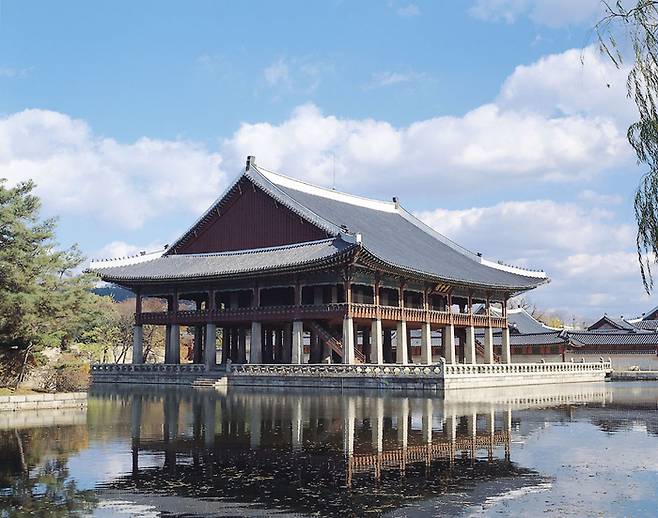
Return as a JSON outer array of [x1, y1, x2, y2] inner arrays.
[[137, 303, 508, 328]]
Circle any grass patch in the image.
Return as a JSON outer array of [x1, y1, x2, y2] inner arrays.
[[0, 387, 45, 396]]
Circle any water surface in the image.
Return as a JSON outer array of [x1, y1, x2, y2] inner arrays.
[[1, 382, 657, 517]]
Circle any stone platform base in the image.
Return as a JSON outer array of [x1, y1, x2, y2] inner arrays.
[[91, 361, 612, 391]]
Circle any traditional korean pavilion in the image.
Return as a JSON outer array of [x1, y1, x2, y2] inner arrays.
[[92, 156, 549, 369]]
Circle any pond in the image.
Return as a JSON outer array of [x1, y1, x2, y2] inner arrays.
[[1, 381, 657, 517]]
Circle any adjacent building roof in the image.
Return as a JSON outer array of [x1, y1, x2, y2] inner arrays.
[[495, 331, 567, 347], [568, 331, 658, 348], [91, 238, 356, 282], [631, 320, 658, 331], [587, 315, 638, 332], [506, 308, 559, 334]]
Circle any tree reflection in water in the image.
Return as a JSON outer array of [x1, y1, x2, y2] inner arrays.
[[0, 428, 97, 517]]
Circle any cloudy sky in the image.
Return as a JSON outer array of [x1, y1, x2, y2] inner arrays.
[[0, 1, 650, 320]]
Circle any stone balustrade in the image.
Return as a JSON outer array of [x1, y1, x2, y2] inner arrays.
[[91, 363, 207, 374], [443, 360, 612, 376], [229, 363, 444, 378]]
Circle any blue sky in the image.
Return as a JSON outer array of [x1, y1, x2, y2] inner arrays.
[[0, 0, 649, 321]]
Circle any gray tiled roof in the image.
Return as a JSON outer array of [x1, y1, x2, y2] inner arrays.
[[246, 167, 547, 291], [631, 320, 658, 331], [493, 331, 567, 347], [568, 332, 658, 347], [507, 308, 557, 334], [587, 315, 637, 332], [93, 238, 354, 282]]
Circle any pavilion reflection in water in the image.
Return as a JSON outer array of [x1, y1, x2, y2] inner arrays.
[[93, 387, 549, 516]]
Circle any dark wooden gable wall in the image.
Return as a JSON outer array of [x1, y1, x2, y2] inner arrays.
[[173, 178, 329, 254]]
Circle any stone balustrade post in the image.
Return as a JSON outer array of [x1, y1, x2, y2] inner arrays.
[[292, 320, 304, 364], [443, 324, 456, 364], [371, 319, 384, 364], [501, 327, 511, 364], [132, 325, 143, 364], [342, 317, 355, 365], [420, 322, 432, 365], [250, 322, 263, 363], [205, 324, 217, 369], [396, 320, 408, 365]]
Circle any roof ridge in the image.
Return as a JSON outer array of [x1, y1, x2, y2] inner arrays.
[[255, 165, 397, 212]]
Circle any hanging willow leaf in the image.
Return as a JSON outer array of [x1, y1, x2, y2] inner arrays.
[[597, 0, 658, 292]]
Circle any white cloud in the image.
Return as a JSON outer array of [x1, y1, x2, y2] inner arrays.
[[365, 70, 426, 89], [0, 109, 224, 230], [415, 200, 647, 316], [497, 46, 635, 124], [263, 58, 291, 88], [261, 56, 332, 96], [397, 4, 420, 17], [225, 46, 632, 195], [578, 189, 624, 205], [469, 0, 603, 27], [221, 102, 628, 195]]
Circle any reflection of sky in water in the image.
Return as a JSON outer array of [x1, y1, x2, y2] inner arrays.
[[1, 382, 658, 517]]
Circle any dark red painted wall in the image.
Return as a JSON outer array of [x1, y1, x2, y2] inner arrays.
[[175, 179, 328, 254]]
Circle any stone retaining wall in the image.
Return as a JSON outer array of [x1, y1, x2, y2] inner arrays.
[[92, 361, 611, 390], [0, 392, 87, 412], [609, 371, 658, 381]]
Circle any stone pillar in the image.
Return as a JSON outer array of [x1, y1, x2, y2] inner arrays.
[[250, 322, 263, 363], [342, 317, 355, 365], [420, 322, 432, 365], [484, 326, 494, 364], [396, 321, 408, 365], [132, 325, 143, 364], [371, 319, 383, 364], [443, 324, 456, 365], [205, 324, 216, 369], [282, 324, 292, 363], [292, 398, 303, 451], [501, 327, 511, 364], [397, 398, 409, 449], [422, 398, 433, 444], [371, 398, 384, 453], [343, 397, 356, 456], [465, 325, 476, 365], [292, 320, 304, 364], [169, 324, 180, 364]]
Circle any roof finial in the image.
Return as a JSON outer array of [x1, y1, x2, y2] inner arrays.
[[246, 155, 256, 170]]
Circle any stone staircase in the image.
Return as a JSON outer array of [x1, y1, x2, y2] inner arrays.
[[307, 321, 365, 363], [475, 341, 501, 363]]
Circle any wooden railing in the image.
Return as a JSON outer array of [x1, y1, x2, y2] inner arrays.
[[137, 303, 507, 328]]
